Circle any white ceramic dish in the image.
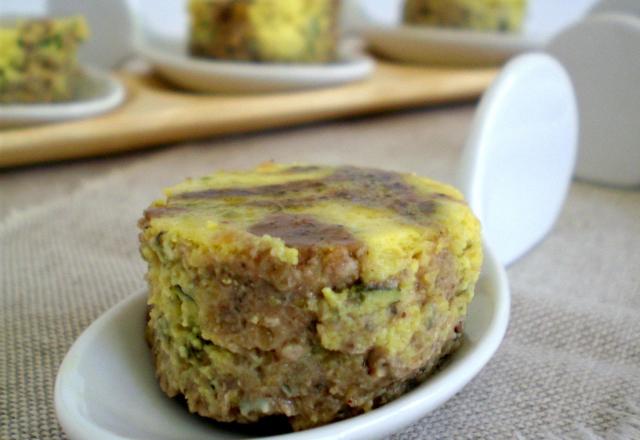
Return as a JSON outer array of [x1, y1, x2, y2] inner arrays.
[[0, 67, 125, 128], [136, 34, 375, 94], [547, 14, 640, 187], [359, 0, 601, 66], [363, 24, 542, 66], [590, 0, 640, 17], [458, 53, 577, 265], [49, 0, 135, 69], [55, 247, 509, 440]]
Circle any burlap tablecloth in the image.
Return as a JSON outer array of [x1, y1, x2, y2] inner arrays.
[[1, 106, 639, 439]]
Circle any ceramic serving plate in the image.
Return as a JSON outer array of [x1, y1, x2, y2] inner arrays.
[[362, 24, 542, 66], [0, 67, 125, 128], [137, 34, 375, 94], [360, 0, 604, 66], [55, 246, 509, 440]]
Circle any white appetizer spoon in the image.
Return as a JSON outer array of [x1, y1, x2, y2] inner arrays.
[[49, 0, 135, 69], [589, 0, 640, 17], [458, 53, 578, 266], [547, 13, 640, 187]]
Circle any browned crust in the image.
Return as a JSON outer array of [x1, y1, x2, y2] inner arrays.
[[146, 314, 463, 430], [142, 238, 466, 428]]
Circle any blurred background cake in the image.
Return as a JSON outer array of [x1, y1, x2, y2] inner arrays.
[[0, 17, 88, 103], [403, 0, 527, 32], [188, 0, 341, 63]]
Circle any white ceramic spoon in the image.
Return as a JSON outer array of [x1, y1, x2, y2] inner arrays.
[[53, 50, 579, 440], [547, 14, 640, 187], [589, 0, 640, 17], [458, 53, 578, 266], [55, 250, 509, 440], [48, 0, 135, 69]]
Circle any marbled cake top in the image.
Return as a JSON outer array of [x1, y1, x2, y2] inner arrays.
[[142, 163, 481, 283]]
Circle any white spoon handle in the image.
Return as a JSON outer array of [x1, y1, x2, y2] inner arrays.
[[458, 53, 578, 266], [48, 0, 135, 69], [547, 14, 640, 187]]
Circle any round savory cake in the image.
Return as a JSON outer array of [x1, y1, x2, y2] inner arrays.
[[404, 0, 527, 33], [188, 0, 341, 63], [139, 163, 482, 430], [0, 17, 88, 103]]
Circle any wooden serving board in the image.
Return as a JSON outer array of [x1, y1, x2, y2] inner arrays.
[[0, 62, 497, 168]]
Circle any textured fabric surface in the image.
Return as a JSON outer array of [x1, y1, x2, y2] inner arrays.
[[1, 106, 639, 439]]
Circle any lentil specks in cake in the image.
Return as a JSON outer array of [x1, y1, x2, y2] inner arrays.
[[139, 163, 483, 430]]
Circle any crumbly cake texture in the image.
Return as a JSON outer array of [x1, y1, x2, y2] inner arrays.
[[139, 163, 483, 430], [188, 0, 340, 63], [404, 0, 526, 32], [0, 17, 88, 104]]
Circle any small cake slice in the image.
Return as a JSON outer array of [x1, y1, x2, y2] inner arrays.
[[188, 0, 340, 63], [0, 17, 88, 103], [139, 163, 482, 430], [404, 0, 527, 33]]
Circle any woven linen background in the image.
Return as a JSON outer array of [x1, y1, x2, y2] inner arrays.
[[1, 107, 639, 439]]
